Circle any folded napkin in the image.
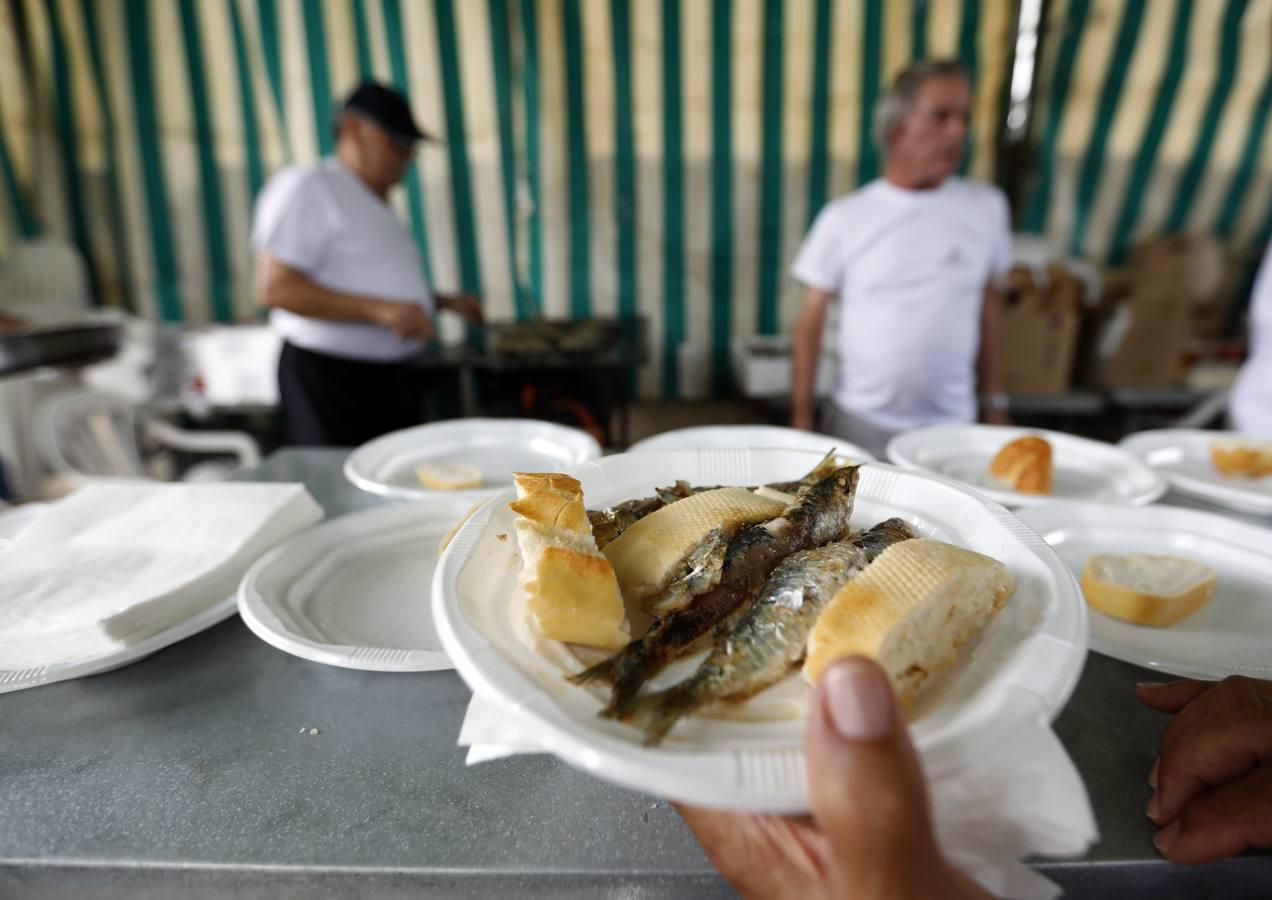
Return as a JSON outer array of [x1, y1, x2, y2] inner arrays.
[[0, 482, 322, 673], [457, 692, 1096, 900]]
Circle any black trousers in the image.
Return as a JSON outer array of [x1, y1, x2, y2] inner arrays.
[[278, 342, 425, 447]]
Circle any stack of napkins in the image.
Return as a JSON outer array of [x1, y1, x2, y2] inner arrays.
[[457, 693, 1097, 900], [0, 482, 322, 685]]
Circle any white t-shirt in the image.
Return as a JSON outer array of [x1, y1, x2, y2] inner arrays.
[[1231, 244, 1272, 437], [251, 157, 434, 362], [792, 178, 1011, 432]]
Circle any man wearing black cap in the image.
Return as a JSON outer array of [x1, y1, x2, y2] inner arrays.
[[251, 81, 481, 447]]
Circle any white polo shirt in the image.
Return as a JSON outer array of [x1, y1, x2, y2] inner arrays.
[[1231, 244, 1272, 437], [251, 157, 434, 362], [792, 177, 1011, 432]]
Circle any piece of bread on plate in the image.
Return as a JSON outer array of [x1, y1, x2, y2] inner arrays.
[[1210, 440, 1272, 478], [1081, 553, 1216, 627], [417, 461, 484, 490], [988, 435, 1053, 494], [803, 538, 1014, 705], [510, 472, 629, 650], [602, 487, 785, 602]]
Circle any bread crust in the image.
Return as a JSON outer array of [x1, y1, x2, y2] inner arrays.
[[1210, 441, 1272, 478], [1081, 554, 1216, 627], [510, 471, 629, 649], [989, 435, 1053, 494], [803, 539, 1014, 704]]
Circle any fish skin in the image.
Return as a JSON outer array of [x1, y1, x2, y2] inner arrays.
[[585, 450, 848, 549], [569, 465, 862, 718], [623, 517, 917, 745]]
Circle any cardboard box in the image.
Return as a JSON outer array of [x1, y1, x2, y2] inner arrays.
[[1097, 290, 1192, 388], [1092, 235, 1226, 387], [995, 266, 1082, 394], [1131, 235, 1228, 341]]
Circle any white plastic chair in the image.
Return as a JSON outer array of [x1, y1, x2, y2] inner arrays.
[[33, 388, 260, 486], [0, 237, 92, 325], [1171, 388, 1231, 430]]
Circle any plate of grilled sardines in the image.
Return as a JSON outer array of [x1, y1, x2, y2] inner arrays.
[[432, 448, 1087, 811]]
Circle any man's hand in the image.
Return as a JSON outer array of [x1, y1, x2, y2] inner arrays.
[[438, 292, 484, 324], [677, 657, 990, 900], [372, 300, 436, 342], [1139, 676, 1272, 864]]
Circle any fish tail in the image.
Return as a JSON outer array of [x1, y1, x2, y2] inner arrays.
[[599, 643, 656, 719], [567, 652, 622, 687], [624, 682, 703, 747]]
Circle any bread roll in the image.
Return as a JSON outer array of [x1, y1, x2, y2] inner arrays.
[[510, 472, 629, 649], [1081, 553, 1215, 627], [989, 435, 1053, 494], [1210, 440, 1272, 478], [803, 539, 1014, 704], [602, 487, 785, 602]]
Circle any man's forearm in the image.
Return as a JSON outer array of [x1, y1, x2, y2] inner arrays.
[[266, 282, 383, 324], [256, 255, 387, 325], [977, 288, 1004, 395], [791, 292, 831, 424]]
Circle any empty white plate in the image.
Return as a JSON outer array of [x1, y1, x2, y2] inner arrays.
[[629, 425, 875, 462], [1018, 502, 1272, 681], [888, 424, 1166, 508], [238, 499, 481, 671], [1120, 429, 1272, 517], [344, 418, 602, 502]]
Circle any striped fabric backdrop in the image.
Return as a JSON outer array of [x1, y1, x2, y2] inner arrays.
[[11, 1, 1206, 402], [0, 0, 1014, 398], [1023, 0, 1272, 267]]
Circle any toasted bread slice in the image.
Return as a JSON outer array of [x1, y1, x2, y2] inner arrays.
[[602, 487, 785, 602], [510, 472, 629, 650], [804, 539, 1014, 705], [417, 462, 484, 491], [1210, 440, 1272, 478], [1081, 553, 1215, 627]]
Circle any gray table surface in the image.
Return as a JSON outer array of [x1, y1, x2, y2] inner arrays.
[[3, 449, 1270, 899]]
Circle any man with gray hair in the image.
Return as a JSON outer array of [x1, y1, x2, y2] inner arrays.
[[790, 60, 1010, 456]]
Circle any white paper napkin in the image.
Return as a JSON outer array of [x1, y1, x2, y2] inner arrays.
[[457, 692, 1096, 900], [0, 482, 322, 673]]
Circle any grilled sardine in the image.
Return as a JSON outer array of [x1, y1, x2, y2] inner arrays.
[[623, 518, 916, 745], [571, 465, 861, 718], [586, 450, 849, 549]]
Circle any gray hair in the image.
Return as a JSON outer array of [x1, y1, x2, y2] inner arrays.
[[873, 59, 969, 153]]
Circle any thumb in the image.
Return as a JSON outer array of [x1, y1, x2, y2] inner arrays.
[[807, 657, 940, 886]]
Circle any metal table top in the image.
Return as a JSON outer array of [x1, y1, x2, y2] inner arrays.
[[2, 449, 1268, 899]]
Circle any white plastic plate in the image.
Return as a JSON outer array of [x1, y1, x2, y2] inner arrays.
[[344, 418, 602, 501], [0, 502, 47, 546], [1119, 429, 1272, 517], [630, 424, 875, 462], [1018, 502, 1272, 681], [888, 424, 1166, 508], [239, 499, 479, 671], [433, 449, 1087, 812], [0, 589, 238, 695]]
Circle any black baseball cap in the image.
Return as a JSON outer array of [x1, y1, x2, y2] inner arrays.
[[340, 81, 437, 146]]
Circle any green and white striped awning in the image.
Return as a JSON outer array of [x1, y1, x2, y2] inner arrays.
[[1, 1, 1268, 400], [1023, 0, 1272, 264]]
